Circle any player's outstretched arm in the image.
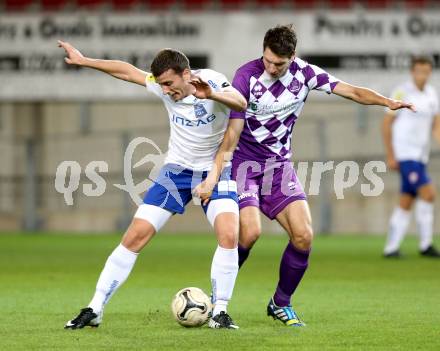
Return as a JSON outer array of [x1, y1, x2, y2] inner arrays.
[[210, 86, 247, 112], [382, 112, 399, 171], [57, 40, 148, 86], [193, 119, 245, 204], [190, 77, 247, 112], [333, 82, 416, 112]]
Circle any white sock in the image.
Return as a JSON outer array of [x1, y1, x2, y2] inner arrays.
[[211, 245, 238, 316], [88, 244, 138, 313], [415, 200, 434, 251], [384, 207, 411, 254]]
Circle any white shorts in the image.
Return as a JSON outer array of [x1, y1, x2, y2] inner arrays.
[[134, 198, 239, 232]]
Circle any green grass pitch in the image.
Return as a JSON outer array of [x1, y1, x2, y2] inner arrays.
[[0, 233, 439, 350]]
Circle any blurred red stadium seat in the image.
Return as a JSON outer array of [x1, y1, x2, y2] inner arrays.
[[40, 0, 67, 10], [404, 0, 427, 8], [328, 0, 354, 8], [75, 0, 105, 7], [3, 0, 431, 13], [219, 0, 247, 10], [255, 0, 283, 7], [365, 0, 390, 8], [4, 0, 33, 10], [291, 0, 317, 8], [144, 0, 176, 10], [183, 0, 210, 10], [111, 0, 139, 10]]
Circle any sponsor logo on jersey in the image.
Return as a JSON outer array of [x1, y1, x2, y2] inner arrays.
[[251, 81, 267, 99], [172, 114, 216, 127], [248, 100, 299, 114], [287, 181, 296, 190], [221, 82, 231, 88], [194, 103, 208, 117], [238, 192, 259, 201]]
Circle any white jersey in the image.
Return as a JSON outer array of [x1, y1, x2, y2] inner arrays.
[[389, 81, 439, 164], [145, 69, 231, 171]]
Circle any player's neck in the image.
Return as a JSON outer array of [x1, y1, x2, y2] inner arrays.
[[413, 81, 426, 92], [182, 83, 196, 98], [266, 68, 289, 80]]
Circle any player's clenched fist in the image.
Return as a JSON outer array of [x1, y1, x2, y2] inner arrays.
[[57, 40, 85, 66], [386, 155, 399, 171], [192, 179, 215, 206], [190, 77, 213, 100], [387, 98, 416, 112]]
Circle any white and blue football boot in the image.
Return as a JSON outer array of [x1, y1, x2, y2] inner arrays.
[[267, 297, 305, 327]]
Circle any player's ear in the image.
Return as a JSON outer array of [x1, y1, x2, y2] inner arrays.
[[182, 68, 191, 81]]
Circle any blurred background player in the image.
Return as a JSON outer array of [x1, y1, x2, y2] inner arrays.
[[383, 56, 440, 258], [195, 24, 413, 327], [58, 41, 247, 330]]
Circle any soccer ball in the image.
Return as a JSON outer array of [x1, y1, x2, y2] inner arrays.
[[171, 287, 212, 327]]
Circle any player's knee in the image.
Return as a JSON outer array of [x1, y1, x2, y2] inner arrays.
[[217, 232, 238, 249], [417, 183, 436, 203], [239, 224, 262, 249], [425, 194, 435, 202], [421, 191, 435, 202], [122, 219, 156, 253], [217, 225, 238, 249], [214, 212, 239, 249], [291, 226, 313, 251]]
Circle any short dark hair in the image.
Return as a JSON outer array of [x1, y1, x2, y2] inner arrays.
[[411, 55, 433, 69], [263, 24, 297, 58], [150, 49, 190, 77]]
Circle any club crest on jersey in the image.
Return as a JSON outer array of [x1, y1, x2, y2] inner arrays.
[[287, 79, 303, 95], [194, 103, 208, 118], [208, 80, 218, 89], [251, 82, 267, 99]]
